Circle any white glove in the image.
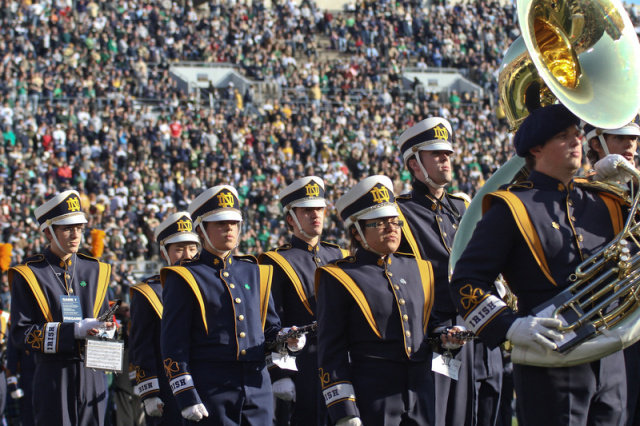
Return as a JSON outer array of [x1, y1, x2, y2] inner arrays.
[[440, 326, 466, 350], [594, 154, 634, 183], [272, 377, 296, 401], [287, 332, 306, 352], [181, 403, 209, 422], [144, 396, 164, 417], [74, 318, 102, 339], [506, 316, 564, 352], [96, 321, 117, 338], [336, 416, 363, 426], [6, 376, 23, 399]]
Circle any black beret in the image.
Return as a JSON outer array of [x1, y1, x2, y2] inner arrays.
[[514, 104, 580, 157]]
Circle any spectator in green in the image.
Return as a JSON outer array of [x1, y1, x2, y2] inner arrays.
[[3, 128, 15, 147], [449, 91, 461, 109]]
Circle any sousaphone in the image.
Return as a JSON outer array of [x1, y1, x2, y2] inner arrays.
[[450, 0, 640, 367]]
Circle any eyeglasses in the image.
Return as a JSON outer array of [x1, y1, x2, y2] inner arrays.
[[362, 220, 404, 229], [57, 225, 85, 235]]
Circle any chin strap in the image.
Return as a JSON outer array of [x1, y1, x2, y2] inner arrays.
[[47, 223, 75, 256], [597, 133, 611, 156], [289, 210, 315, 240], [353, 222, 385, 257], [160, 246, 170, 264], [197, 221, 231, 258], [415, 155, 446, 190]]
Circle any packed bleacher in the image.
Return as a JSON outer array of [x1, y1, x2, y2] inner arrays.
[[0, 0, 638, 277]]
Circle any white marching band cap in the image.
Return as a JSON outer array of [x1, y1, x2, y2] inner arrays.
[[278, 176, 327, 213], [35, 190, 88, 231], [398, 117, 454, 165], [154, 211, 200, 246], [584, 116, 640, 140], [188, 185, 243, 225], [336, 175, 399, 228]]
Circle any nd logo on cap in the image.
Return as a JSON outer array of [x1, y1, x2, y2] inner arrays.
[[370, 185, 390, 204], [336, 176, 399, 229], [66, 197, 81, 212], [278, 177, 327, 213], [305, 183, 320, 197], [176, 219, 192, 232], [217, 191, 236, 208], [433, 125, 449, 140]]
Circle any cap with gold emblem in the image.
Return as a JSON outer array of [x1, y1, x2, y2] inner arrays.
[[398, 117, 454, 165], [188, 185, 242, 225], [278, 176, 327, 213], [154, 212, 200, 246], [336, 175, 399, 228], [35, 190, 88, 231]]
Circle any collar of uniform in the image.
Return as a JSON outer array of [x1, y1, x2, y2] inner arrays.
[[44, 247, 72, 269], [199, 248, 233, 269], [413, 179, 445, 210], [355, 247, 392, 267], [290, 235, 318, 253], [528, 170, 575, 193], [412, 178, 434, 197]]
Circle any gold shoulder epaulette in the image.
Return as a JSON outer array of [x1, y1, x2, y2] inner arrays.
[[574, 178, 628, 201], [235, 254, 258, 264], [274, 244, 293, 252], [141, 274, 161, 284], [335, 256, 356, 265], [77, 252, 99, 262], [394, 251, 416, 258], [503, 181, 534, 192], [320, 241, 341, 249], [20, 254, 44, 265]]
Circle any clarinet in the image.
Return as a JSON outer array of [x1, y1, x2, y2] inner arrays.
[[427, 329, 478, 344], [266, 322, 317, 352]]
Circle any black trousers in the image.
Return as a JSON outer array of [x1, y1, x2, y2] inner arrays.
[[187, 360, 273, 426], [32, 359, 108, 426], [291, 338, 329, 426], [514, 351, 626, 426], [351, 357, 434, 426]]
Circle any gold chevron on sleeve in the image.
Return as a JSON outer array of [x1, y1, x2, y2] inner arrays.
[[93, 262, 111, 318], [10, 265, 53, 323], [484, 191, 557, 286], [161, 267, 208, 334], [318, 265, 381, 339], [262, 252, 313, 316], [131, 283, 163, 319], [258, 265, 273, 330]]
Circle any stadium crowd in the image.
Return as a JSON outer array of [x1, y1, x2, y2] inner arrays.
[[0, 0, 638, 292], [0, 0, 640, 424]]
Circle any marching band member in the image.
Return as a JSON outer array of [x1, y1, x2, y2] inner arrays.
[[316, 175, 436, 426], [259, 176, 347, 426], [396, 117, 502, 426], [129, 212, 199, 425], [160, 185, 303, 425], [583, 118, 640, 426], [584, 117, 640, 184], [450, 104, 628, 426], [9, 190, 114, 425]]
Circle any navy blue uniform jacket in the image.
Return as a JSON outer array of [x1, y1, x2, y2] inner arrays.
[[160, 249, 281, 409], [315, 249, 435, 421], [450, 171, 625, 348]]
